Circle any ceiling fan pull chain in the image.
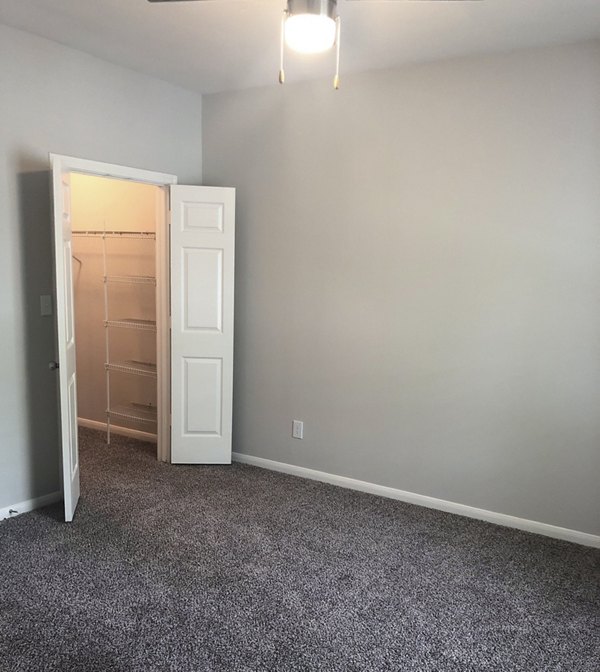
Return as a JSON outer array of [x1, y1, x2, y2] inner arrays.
[[279, 11, 287, 84], [333, 16, 341, 90]]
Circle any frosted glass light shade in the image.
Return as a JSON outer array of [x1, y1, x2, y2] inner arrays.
[[285, 13, 337, 54]]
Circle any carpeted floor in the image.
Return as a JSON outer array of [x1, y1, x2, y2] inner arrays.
[[0, 428, 598, 671]]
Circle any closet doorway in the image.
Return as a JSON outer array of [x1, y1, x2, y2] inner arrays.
[[51, 155, 235, 522], [71, 174, 166, 456]]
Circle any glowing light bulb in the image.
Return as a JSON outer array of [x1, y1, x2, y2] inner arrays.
[[284, 13, 337, 54]]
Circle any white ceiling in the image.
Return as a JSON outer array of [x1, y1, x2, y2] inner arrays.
[[1, 0, 599, 94]]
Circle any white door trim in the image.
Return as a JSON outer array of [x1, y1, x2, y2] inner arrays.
[[50, 154, 177, 487], [49, 155, 177, 187]]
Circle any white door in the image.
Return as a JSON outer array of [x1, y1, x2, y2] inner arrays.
[[51, 158, 80, 521], [170, 186, 235, 463], [50, 154, 176, 520]]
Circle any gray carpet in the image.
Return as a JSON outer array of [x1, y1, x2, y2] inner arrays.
[[0, 429, 598, 671]]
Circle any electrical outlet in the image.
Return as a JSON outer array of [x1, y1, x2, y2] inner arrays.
[[292, 420, 304, 440]]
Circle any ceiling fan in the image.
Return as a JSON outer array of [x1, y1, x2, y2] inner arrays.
[[148, 0, 479, 89]]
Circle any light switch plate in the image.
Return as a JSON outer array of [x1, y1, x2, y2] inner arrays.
[[40, 295, 53, 316]]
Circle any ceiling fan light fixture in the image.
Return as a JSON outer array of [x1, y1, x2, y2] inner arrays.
[[284, 0, 337, 54]]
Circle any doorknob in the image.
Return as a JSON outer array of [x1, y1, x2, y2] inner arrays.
[[49, 361, 59, 370]]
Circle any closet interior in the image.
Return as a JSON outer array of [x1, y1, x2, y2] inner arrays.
[[71, 173, 165, 452]]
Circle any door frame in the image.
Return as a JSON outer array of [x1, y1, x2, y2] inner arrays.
[[50, 154, 177, 470]]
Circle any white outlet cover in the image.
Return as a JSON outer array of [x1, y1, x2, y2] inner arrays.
[[292, 420, 304, 440]]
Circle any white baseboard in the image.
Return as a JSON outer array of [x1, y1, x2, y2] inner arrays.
[[78, 417, 157, 444], [232, 453, 600, 549], [0, 490, 62, 521]]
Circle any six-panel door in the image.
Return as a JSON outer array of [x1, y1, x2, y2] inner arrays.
[[170, 186, 235, 464]]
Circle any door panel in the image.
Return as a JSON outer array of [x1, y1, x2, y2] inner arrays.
[[170, 186, 235, 464], [51, 161, 80, 521], [184, 357, 222, 435], [67, 376, 78, 475], [183, 248, 223, 331], [181, 202, 224, 232]]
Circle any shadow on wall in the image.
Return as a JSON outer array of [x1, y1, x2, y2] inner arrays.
[[16, 162, 61, 502]]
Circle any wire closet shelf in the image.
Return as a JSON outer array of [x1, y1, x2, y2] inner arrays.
[[108, 403, 158, 425], [72, 230, 156, 239], [74, 228, 158, 444]]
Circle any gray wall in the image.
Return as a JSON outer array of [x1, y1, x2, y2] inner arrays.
[[0, 24, 202, 509], [203, 41, 600, 536]]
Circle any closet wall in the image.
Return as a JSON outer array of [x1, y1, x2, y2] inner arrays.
[[71, 174, 161, 437]]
